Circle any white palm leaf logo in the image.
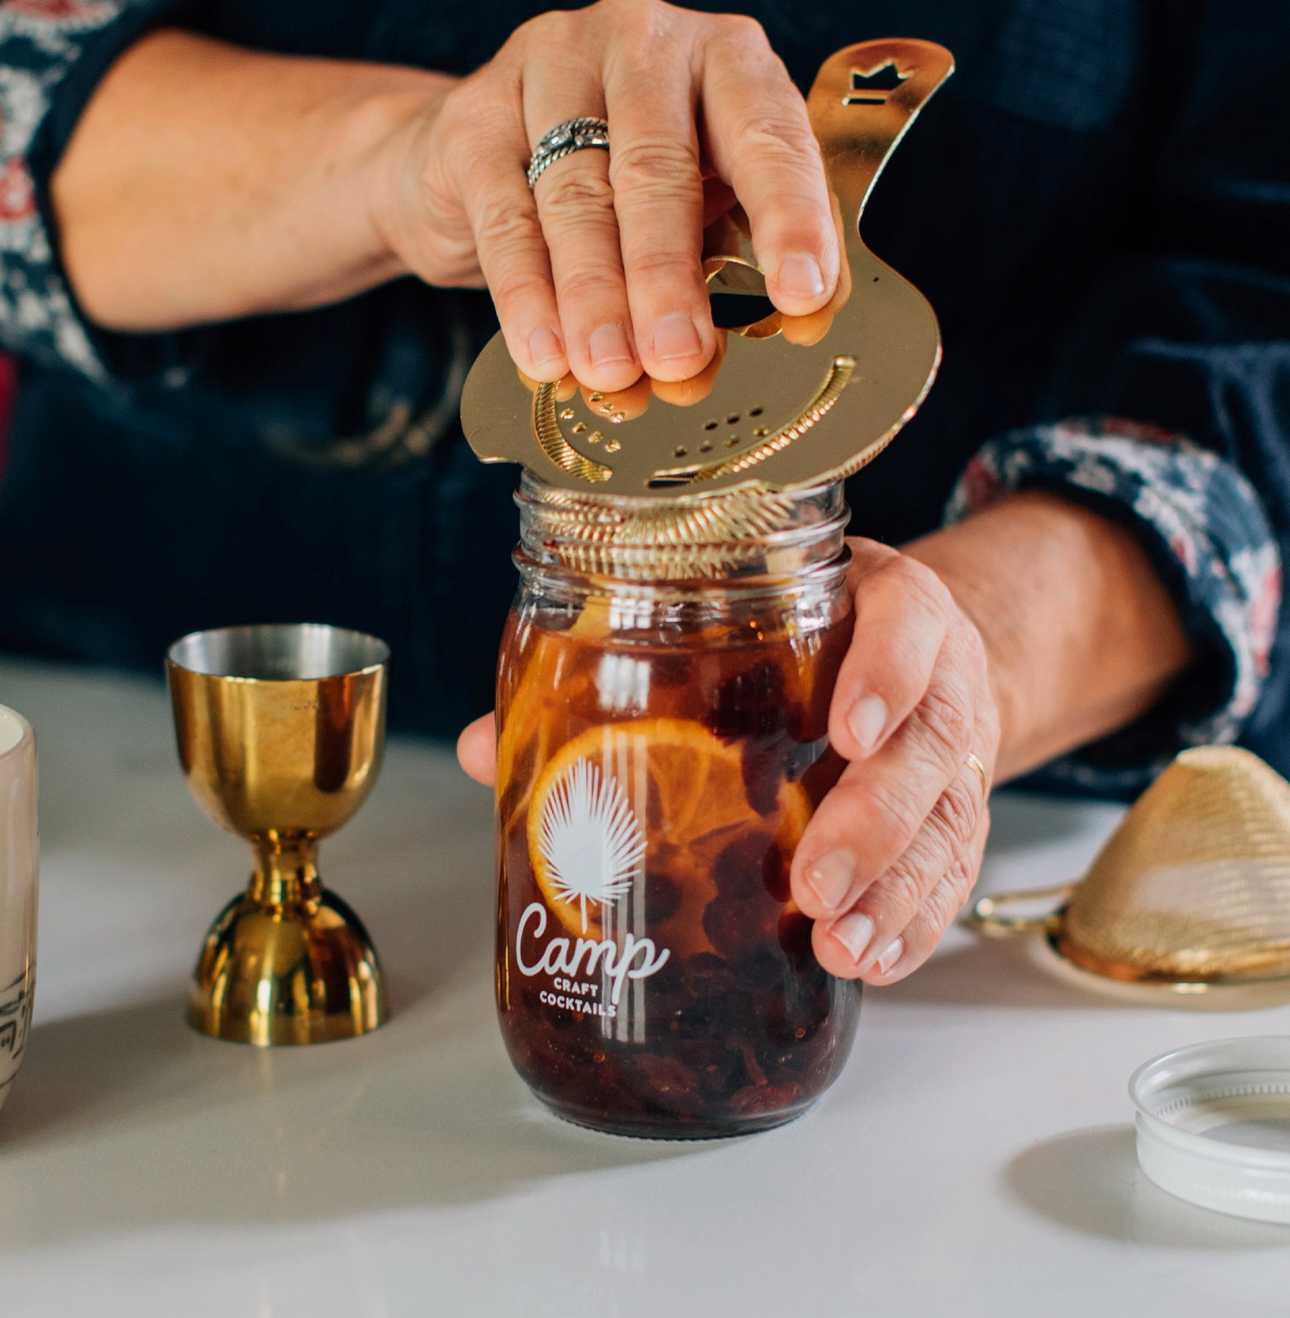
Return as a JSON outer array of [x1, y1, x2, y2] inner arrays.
[[538, 758, 646, 934]]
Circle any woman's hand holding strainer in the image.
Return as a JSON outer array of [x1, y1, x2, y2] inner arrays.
[[373, 0, 840, 391]]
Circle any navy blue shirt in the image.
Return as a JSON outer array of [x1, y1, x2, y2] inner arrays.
[[0, 0, 1285, 793]]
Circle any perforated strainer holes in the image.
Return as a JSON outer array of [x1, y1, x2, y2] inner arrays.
[[560, 408, 576, 420], [701, 406, 763, 447]]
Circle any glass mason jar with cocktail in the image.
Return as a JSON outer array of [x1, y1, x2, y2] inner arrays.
[[464, 37, 954, 1136]]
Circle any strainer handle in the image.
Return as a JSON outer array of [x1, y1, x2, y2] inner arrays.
[[967, 885, 1074, 937]]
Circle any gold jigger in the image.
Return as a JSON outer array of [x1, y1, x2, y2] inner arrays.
[[166, 624, 390, 1045]]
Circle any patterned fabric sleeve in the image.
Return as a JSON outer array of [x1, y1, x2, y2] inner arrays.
[[0, 0, 182, 381], [944, 416, 1282, 797]]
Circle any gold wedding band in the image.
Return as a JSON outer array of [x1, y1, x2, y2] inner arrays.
[[965, 751, 988, 796]]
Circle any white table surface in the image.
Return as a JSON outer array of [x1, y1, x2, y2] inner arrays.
[[1, 655, 1289, 1316]]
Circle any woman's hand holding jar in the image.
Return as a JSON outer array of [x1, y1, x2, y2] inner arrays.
[[460, 488, 1196, 985]]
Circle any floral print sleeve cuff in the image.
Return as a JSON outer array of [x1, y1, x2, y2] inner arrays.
[[944, 417, 1282, 798], [0, 0, 182, 381]]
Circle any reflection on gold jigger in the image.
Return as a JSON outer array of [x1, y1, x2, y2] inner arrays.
[[166, 624, 390, 1045]]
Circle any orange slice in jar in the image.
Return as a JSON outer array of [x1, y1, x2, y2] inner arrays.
[[496, 599, 612, 826], [527, 718, 813, 945]]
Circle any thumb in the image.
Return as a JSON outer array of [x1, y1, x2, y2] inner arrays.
[[456, 712, 497, 786]]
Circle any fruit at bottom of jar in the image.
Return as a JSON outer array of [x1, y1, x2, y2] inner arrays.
[[526, 717, 812, 946], [502, 900, 857, 1134], [496, 609, 856, 1133]]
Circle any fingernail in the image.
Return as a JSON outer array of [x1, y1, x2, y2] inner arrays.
[[589, 323, 633, 368], [847, 694, 888, 753], [777, 252, 825, 301], [805, 848, 855, 911], [831, 911, 875, 961], [876, 938, 904, 974], [528, 326, 563, 369], [651, 312, 702, 361]]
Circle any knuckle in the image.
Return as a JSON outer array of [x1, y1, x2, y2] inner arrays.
[[515, 8, 579, 46], [890, 910, 940, 960], [610, 138, 701, 192], [930, 777, 980, 853], [555, 269, 624, 305], [884, 790, 977, 915], [894, 871, 973, 962], [912, 686, 975, 765], [442, 79, 519, 154], [871, 860, 927, 927], [869, 628, 937, 702], [441, 71, 487, 119], [621, 248, 703, 288], [475, 197, 541, 254], [847, 536, 900, 568], [944, 858, 978, 910], [891, 554, 955, 618], [587, 0, 676, 57], [731, 117, 818, 171], [611, 0, 674, 42], [845, 538, 900, 590], [597, 0, 663, 15], [538, 168, 616, 220], [885, 817, 982, 941], [712, 11, 771, 50], [918, 877, 964, 937], [862, 776, 930, 855], [488, 268, 551, 313]]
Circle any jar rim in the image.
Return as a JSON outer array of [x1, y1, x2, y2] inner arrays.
[[512, 541, 852, 602], [515, 473, 850, 582]]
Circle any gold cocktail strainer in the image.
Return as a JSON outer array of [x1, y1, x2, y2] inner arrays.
[[972, 747, 1290, 1003], [462, 39, 956, 577]]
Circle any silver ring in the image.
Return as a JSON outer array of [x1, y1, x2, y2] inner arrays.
[[527, 117, 610, 189], [965, 751, 989, 797]]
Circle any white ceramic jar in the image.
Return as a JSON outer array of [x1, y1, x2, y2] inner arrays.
[[0, 703, 36, 1113]]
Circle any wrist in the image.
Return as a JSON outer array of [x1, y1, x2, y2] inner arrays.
[[55, 33, 462, 328], [904, 490, 1195, 782], [903, 533, 1026, 775]]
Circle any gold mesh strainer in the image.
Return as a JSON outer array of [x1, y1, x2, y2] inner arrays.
[[971, 747, 1290, 995]]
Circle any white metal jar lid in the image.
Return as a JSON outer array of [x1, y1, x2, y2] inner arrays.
[[1130, 1036, 1290, 1222]]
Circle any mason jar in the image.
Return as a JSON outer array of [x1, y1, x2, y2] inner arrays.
[[493, 472, 861, 1138]]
